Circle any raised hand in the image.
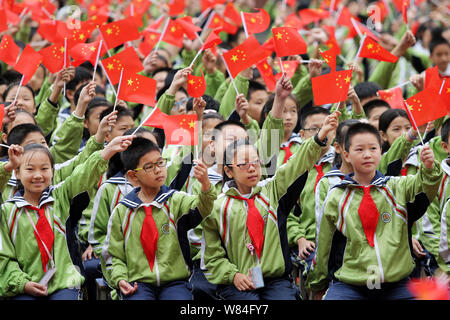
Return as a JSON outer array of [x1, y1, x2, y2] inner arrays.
[[202, 49, 217, 74], [167, 66, 193, 95], [96, 110, 118, 144], [193, 97, 206, 121], [4, 144, 23, 172], [101, 135, 136, 161], [317, 110, 340, 142], [275, 74, 293, 99], [193, 159, 211, 191], [419, 145, 435, 169], [235, 94, 251, 125]]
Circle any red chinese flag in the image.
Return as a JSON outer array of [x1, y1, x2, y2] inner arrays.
[[261, 37, 275, 55], [101, 47, 144, 84], [14, 45, 43, 85], [143, 106, 168, 129], [323, 25, 341, 55], [404, 87, 448, 127], [242, 8, 270, 35], [168, 0, 185, 16], [424, 66, 441, 89], [222, 35, 271, 78], [402, 0, 409, 24], [337, 7, 359, 39], [99, 17, 140, 50], [38, 20, 62, 44], [275, 60, 299, 79], [430, 78, 450, 107], [285, 13, 305, 29], [298, 8, 330, 26], [359, 36, 398, 63], [175, 17, 202, 40], [162, 19, 184, 48], [25, 0, 57, 22], [138, 31, 161, 56], [118, 72, 157, 106], [0, 35, 20, 66], [352, 19, 381, 42], [320, 47, 337, 71], [69, 40, 107, 66], [372, 0, 389, 22], [201, 0, 226, 13], [0, 8, 8, 33], [256, 59, 276, 92], [39, 43, 70, 74], [202, 29, 222, 50], [407, 278, 450, 300], [272, 27, 307, 57], [377, 87, 404, 109], [164, 114, 199, 146], [0, 103, 4, 128], [56, 23, 92, 49], [312, 69, 353, 105], [208, 13, 225, 30], [124, 0, 151, 19], [187, 70, 206, 98], [224, 2, 242, 27]]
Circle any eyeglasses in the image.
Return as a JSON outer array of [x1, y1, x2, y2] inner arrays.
[[134, 158, 167, 173], [174, 98, 188, 109], [228, 159, 261, 170], [303, 127, 321, 133]]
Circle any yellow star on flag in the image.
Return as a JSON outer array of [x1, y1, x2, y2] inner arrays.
[[276, 32, 282, 40], [231, 55, 238, 62], [127, 79, 133, 86], [107, 63, 114, 70], [345, 76, 351, 83], [189, 79, 195, 85], [106, 28, 112, 35], [188, 120, 195, 128]]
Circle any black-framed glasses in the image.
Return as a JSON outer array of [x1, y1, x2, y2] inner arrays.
[[303, 127, 321, 133], [228, 159, 261, 170], [134, 158, 167, 173]]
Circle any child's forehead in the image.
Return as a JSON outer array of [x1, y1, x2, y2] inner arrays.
[[234, 144, 258, 158], [349, 132, 380, 145], [22, 149, 52, 164], [116, 115, 134, 125], [138, 149, 162, 164]]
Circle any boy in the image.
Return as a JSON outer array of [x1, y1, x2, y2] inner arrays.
[[308, 123, 442, 300], [103, 138, 217, 300], [362, 99, 391, 130]]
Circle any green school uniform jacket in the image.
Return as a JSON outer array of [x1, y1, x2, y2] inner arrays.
[[0, 151, 109, 297], [103, 184, 217, 288], [201, 136, 324, 285], [439, 197, 450, 274], [308, 162, 442, 293]]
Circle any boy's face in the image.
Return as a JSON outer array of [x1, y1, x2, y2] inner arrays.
[[131, 150, 167, 190], [344, 132, 382, 176], [431, 43, 450, 73], [300, 113, 327, 140], [440, 134, 450, 155], [84, 105, 109, 136], [368, 106, 390, 130], [212, 124, 248, 166], [106, 115, 135, 142], [248, 89, 269, 123]]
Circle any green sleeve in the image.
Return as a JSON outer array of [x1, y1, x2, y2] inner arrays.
[[368, 60, 399, 89], [291, 65, 308, 89], [157, 92, 176, 115], [0, 210, 32, 297], [34, 77, 52, 107], [244, 118, 260, 137], [181, 49, 199, 69], [49, 113, 84, 164], [214, 80, 229, 103], [53, 151, 109, 222], [292, 74, 313, 109], [205, 69, 226, 97], [108, 206, 129, 287], [256, 112, 284, 176], [330, 103, 350, 122], [15, 24, 31, 44], [377, 134, 414, 175], [439, 200, 450, 274], [35, 98, 60, 137], [219, 75, 249, 119], [172, 184, 218, 220], [0, 163, 12, 194]]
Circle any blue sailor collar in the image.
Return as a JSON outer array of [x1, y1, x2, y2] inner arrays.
[[323, 164, 345, 178], [318, 146, 335, 165], [334, 170, 391, 189], [7, 186, 55, 209], [105, 170, 128, 185], [280, 133, 303, 148], [119, 185, 176, 209], [207, 164, 224, 186]]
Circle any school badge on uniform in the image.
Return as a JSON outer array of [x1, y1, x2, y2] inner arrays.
[[381, 212, 391, 223], [161, 224, 170, 234]]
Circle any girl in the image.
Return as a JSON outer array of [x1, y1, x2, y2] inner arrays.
[[3, 82, 36, 115], [201, 111, 339, 300], [0, 135, 135, 299]]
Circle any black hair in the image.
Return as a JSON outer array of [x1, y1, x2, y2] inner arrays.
[[202, 111, 225, 124], [79, 61, 104, 79], [363, 99, 392, 118], [107, 127, 156, 179], [430, 36, 450, 55], [82, 97, 113, 140], [378, 108, 410, 152], [120, 137, 161, 172], [333, 119, 360, 166], [222, 137, 256, 181], [99, 105, 133, 122], [74, 83, 106, 106], [3, 109, 36, 134], [66, 67, 92, 99], [300, 106, 330, 129], [7, 123, 45, 146], [211, 120, 247, 142], [246, 80, 267, 100], [2, 82, 35, 102], [1, 70, 22, 85], [344, 122, 382, 153], [441, 118, 450, 144], [186, 95, 220, 113], [258, 93, 301, 132], [354, 82, 382, 102]]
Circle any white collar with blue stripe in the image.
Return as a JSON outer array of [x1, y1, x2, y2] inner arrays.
[[280, 133, 303, 148], [323, 165, 345, 178], [333, 170, 391, 189], [105, 170, 129, 185], [7, 187, 55, 209], [119, 185, 176, 209]]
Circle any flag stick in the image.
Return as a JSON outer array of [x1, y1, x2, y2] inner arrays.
[[197, 7, 212, 26], [220, 55, 240, 95], [113, 69, 124, 112], [100, 61, 117, 96], [394, 80, 411, 89], [12, 75, 24, 106], [63, 38, 67, 97], [200, 10, 215, 38], [132, 102, 159, 135], [439, 79, 446, 95], [241, 11, 249, 38], [92, 40, 103, 82], [279, 57, 285, 75], [154, 17, 170, 52], [404, 101, 424, 145], [352, 34, 366, 67], [195, 32, 204, 46], [189, 48, 204, 68], [0, 144, 10, 149], [98, 28, 112, 57]]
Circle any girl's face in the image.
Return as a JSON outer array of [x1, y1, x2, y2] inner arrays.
[[106, 115, 135, 142], [282, 97, 298, 137], [5, 86, 36, 114], [225, 145, 261, 194], [16, 150, 53, 196], [84, 105, 109, 136], [171, 91, 188, 115], [380, 116, 411, 147], [22, 132, 48, 148], [430, 43, 450, 74]]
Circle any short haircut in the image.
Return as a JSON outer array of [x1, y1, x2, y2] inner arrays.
[[99, 105, 134, 122], [344, 122, 382, 152], [300, 106, 329, 129], [186, 95, 220, 113], [441, 118, 450, 144], [66, 67, 92, 92], [120, 137, 161, 172], [211, 120, 247, 141], [3, 109, 36, 134], [363, 99, 392, 118], [354, 82, 382, 102], [246, 80, 267, 100], [85, 97, 112, 118], [430, 36, 450, 55], [7, 123, 44, 146], [203, 111, 225, 123], [378, 108, 409, 133]]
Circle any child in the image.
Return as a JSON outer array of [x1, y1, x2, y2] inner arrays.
[[362, 99, 391, 130], [0, 135, 135, 299], [103, 138, 217, 300], [308, 123, 441, 300], [378, 108, 413, 153], [201, 111, 339, 300]]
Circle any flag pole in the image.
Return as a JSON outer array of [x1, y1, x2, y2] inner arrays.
[[220, 55, 240, 95], [279, 57, 285, 75], [0, 144, 11, 149], [439, 79, 446, 95], [154, 17, 170, 52], [113, 69, 124, 112], [132, 102, 159, 135], [404, 101, 424, 145], [189, 48, 204, 68], [12, 75, 24, 106], [352, 34, 366, 67], [97, 28, 112, 57], [100, 61, 117, 96], [240, 11, 249, 38], [200, 10, 215, 38], [63, 38, 67, 97], [92, 40, 103, 82]]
